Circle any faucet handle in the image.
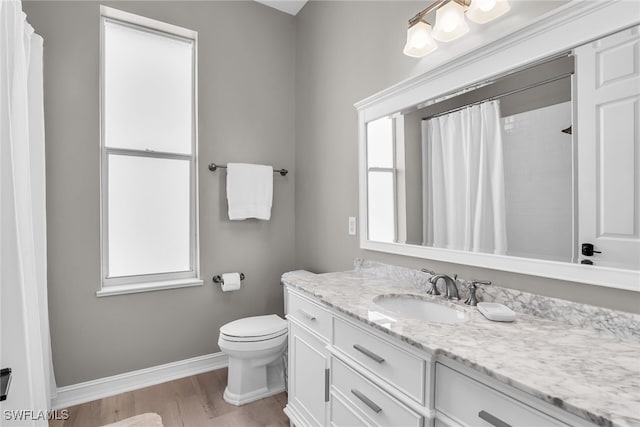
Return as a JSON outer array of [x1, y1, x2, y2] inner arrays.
[[426, 280, 441, 296], [470, 280, 491, 287], [464, 280, 491, 306], [425, 272, 441, 296], [422, 269, 439, 295]]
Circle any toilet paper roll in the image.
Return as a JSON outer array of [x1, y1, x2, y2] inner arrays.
[[221, 272, 241, 292]]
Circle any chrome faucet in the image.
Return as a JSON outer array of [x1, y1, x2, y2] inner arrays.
[[428, 274, 460, 301]]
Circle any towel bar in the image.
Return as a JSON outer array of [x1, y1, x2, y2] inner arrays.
[[208, 163, 288, 176]]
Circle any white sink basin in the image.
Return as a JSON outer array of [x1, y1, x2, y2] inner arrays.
[[371, 295, 470, 324]]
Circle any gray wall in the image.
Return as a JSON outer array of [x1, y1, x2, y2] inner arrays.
[[294, 1, 640, 314], [23, 0, 296, 386]]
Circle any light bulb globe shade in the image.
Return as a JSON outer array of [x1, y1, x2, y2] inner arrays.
[[467, 0, 511, 24], [403, 21, 438, 58], [475, 0, 497, 12], [432, 1, 470, 42]]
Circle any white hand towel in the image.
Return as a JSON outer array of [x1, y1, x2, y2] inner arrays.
[[226, 163, 273, 220]]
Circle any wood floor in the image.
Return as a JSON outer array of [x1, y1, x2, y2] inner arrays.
[[49, 368, 290, 427]]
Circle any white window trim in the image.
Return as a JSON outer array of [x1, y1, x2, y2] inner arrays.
[[96, 278, 204, 298], [98, 6, 201, 297], [394, 113, 407, 244]]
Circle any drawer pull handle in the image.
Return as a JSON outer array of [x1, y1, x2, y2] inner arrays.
[[298, 309, 316, 321], [351, 389, 382, 414], [324, 369, 330, 402], [478, 410, 511, 427], [353, 344, 385, 363]]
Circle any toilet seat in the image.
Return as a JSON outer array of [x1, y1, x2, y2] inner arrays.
[[220, 329, 287, 343], [220, 314, 288, 342]]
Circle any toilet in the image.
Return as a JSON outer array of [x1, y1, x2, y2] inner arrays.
[[218, 314, 288, 406]]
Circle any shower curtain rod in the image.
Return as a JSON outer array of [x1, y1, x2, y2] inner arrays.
[[425, 75, 571, 120], [419, 54, 575, 121], [208, 162, 289, 176]]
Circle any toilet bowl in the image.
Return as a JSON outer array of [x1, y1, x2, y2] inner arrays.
[[218, 314, 288, 406]]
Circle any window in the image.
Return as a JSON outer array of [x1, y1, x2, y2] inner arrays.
[[366, 116, 397, 243], [98, 7, 200, 296]]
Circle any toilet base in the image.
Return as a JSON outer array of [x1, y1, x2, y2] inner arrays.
[[223, 356, 286, 406], [223, 383, 285, 406]]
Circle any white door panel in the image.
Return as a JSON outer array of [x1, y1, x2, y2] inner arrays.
[[576, 26, 640, 270]]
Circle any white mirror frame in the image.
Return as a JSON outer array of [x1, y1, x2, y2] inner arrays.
[[356, 1, 640, 292]]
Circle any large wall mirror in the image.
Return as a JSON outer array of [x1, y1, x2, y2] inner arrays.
[[356, 2, 639, 291]]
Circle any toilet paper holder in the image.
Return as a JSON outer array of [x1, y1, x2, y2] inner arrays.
[[213, 273, 245, 284]]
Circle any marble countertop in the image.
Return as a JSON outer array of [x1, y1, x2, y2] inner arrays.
[[281, 269, 640, 427]]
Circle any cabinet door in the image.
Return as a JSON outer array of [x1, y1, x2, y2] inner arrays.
[[287, 321, 329, 427], [576, 26, 640, 270]]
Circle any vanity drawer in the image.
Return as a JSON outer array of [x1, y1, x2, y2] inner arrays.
[[330, 391, 370, 427], [435, 363, 568, 427], [333, 317, 426, 403], [332, 356, 423, 427], [287, 290, 332, 341]]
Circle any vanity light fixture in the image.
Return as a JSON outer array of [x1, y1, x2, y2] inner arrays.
[[466, 0, 511, 24], [403, 19, 438, 57], [404, 0, 511, 58], [432, 0, 469, 42]]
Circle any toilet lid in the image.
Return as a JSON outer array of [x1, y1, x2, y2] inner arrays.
[[220, 314, 287, 338]]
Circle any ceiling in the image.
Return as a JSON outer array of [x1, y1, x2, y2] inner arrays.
[[255, 0, 308, 16]]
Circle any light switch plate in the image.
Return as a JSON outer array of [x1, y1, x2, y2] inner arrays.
[[348, 217, 357, 236]]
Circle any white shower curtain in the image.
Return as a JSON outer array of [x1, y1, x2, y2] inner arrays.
[[422, 100, 507, 254], [1, 0, 56, 413]]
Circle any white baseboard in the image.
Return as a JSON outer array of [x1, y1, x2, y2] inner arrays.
[[52, 352, 228, 410]]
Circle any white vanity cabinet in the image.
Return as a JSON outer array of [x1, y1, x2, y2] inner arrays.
[[285, 286, 433, 427], [284, 286, 595, 427], [285, 289, 332, 426]]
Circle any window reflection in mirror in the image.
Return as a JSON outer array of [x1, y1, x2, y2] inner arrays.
[[366, 117, 396, 242]]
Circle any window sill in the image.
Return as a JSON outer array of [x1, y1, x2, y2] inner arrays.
[[96, 278, 204, 297]]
